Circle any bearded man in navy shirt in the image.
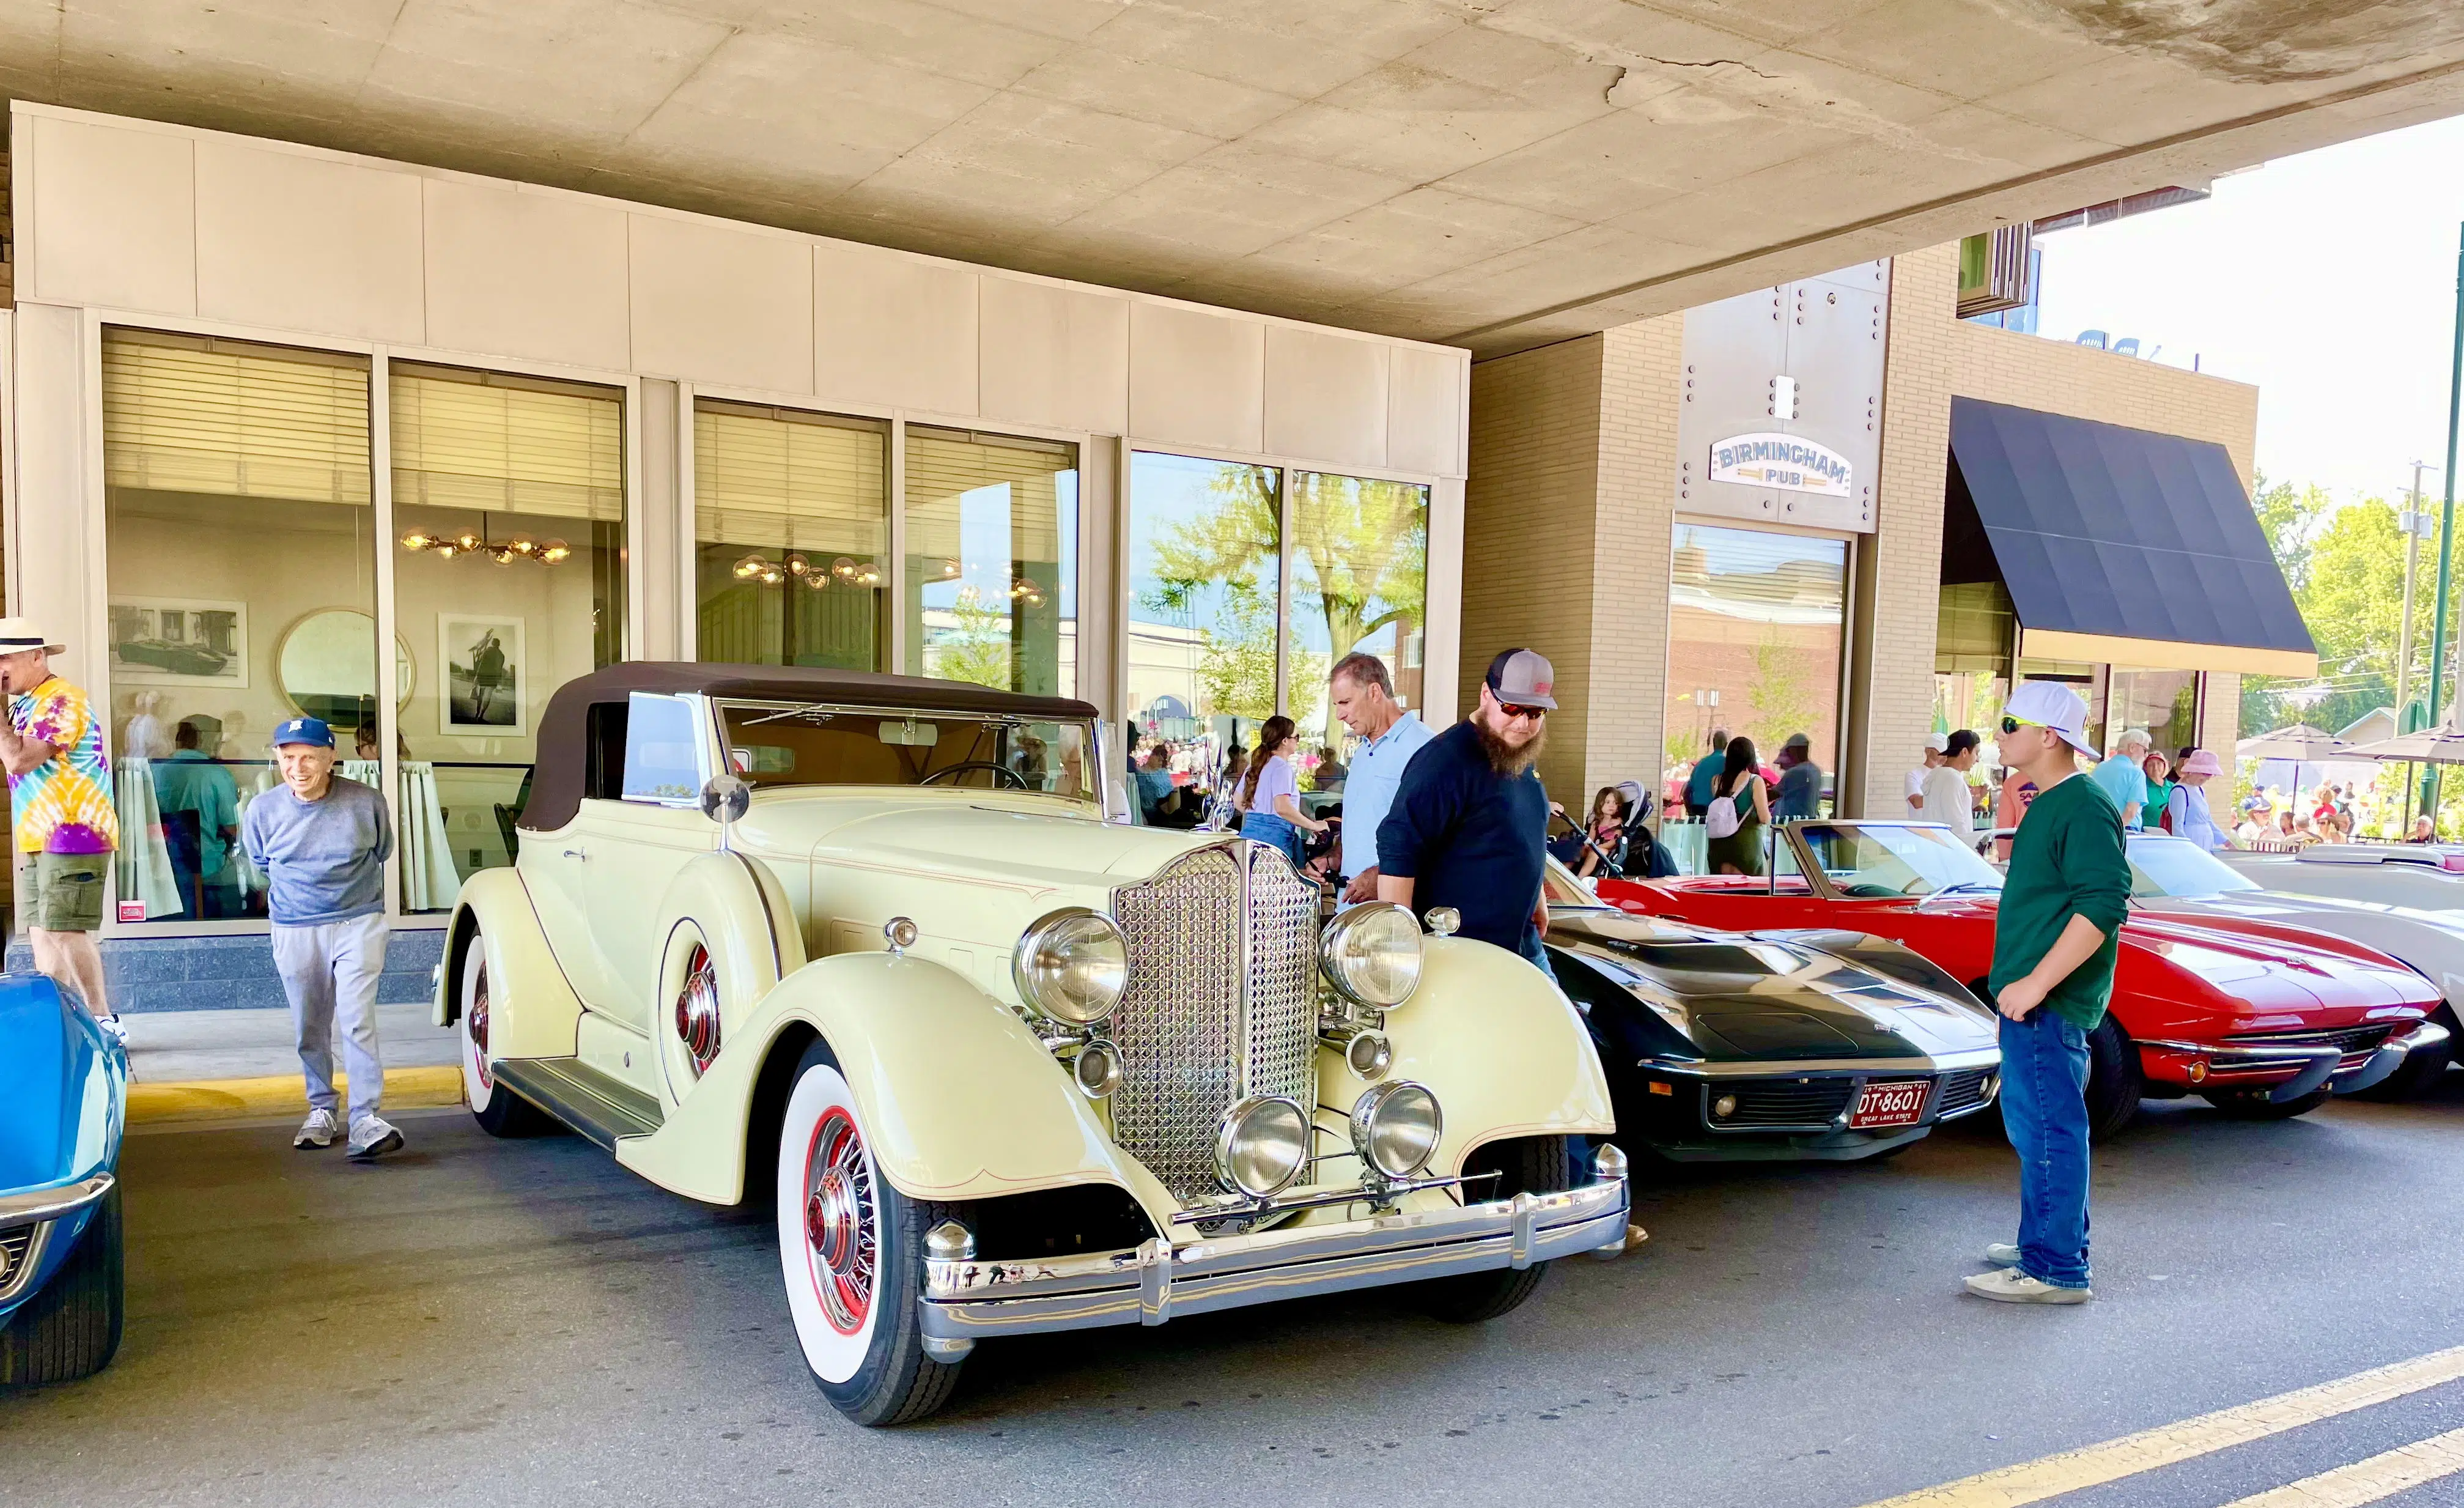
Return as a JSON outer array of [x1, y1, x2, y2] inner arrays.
[[1376, 648, 1556, 971]]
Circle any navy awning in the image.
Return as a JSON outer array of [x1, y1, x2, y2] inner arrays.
[[1947, 397, 2315, 677]]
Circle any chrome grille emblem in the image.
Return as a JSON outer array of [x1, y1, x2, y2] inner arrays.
[[1109, 841, 1319, 1204]]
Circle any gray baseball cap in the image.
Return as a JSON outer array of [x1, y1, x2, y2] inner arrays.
[[1485, 648, 1557, 710]]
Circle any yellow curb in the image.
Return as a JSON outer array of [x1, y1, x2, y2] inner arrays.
[[128, 1065, 465, 1126]]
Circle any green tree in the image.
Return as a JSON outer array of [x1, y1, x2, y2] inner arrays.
[[930, 588, 1013, 690], [1148, 467, 1425, 749], [2243, 492, 2426, 738], [1744, 629, 1818, 752], [1192, 580, 1280, 722]]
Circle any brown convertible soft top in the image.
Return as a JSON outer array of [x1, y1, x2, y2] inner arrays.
[[518, 662, 1101, 832]]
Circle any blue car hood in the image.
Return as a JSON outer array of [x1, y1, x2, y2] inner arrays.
[[0, 974, 125, 1196]]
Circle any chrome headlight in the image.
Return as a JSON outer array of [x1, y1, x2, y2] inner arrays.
[[1012, 907, 1129, 1026], [1213, 1095, 1311, 1198], [1319, 902, 1425, 1008], [1350, 1081, 1442, 1179]]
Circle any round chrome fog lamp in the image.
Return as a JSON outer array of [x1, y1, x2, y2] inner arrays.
[[1319, 902, 1425, 1007], [1323, 1023, 1392, 1080], [1012, 908, 1129, 1026], [1070, 1038, 1124, 1100], [1350, 1080, 1443, 1180], [1213, 1095, 1311, 1198]]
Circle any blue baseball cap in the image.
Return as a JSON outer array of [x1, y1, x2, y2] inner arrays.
[[273, 717, 335, 749]]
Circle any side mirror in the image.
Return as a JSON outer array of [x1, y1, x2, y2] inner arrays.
[[700, 775, 751, 850]]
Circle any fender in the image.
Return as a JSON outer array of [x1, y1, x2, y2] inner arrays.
[[616, 952, 1176, 1222], [1373, 935, 1615, 1177], [433, 868, 585, 1062], [644, 851, 806, 1104]]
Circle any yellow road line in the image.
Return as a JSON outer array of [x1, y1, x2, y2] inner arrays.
[[2222, 1425, 2464, 1507], [1864, 1345, 2464, 1508], [128, 1066, 464, 1125]]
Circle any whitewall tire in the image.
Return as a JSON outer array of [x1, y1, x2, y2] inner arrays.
[[775, 1039, 964, 1425], [460, 930, 547, 1137]]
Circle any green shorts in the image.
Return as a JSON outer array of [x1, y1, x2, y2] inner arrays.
[[20, 851, 108, 933]]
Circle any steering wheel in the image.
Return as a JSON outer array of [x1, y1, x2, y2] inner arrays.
[[1838, 882, 1902, 899], [919, 761, 1030, 790]]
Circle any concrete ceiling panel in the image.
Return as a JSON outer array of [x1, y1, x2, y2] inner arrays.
[[1009, 49, 1306, 139], [7, 0, 2464, 355]]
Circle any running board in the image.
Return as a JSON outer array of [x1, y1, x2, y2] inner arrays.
[[493, 1057, 664, 1150]]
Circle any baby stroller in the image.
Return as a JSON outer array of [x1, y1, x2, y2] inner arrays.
[[1549, 781, 1678, 881]]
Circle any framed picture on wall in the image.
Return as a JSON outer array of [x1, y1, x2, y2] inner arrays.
[[440, 615, 526, 736], [108, 596, 249, 688]]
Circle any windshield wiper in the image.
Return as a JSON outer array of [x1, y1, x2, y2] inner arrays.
[[1927, 882, 2001, 898], [743, 706, 835, 727]]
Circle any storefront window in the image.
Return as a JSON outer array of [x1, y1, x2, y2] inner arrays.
[[391, 363, 626, 913], [693, 401, 888, 670], [1663, 523, 1847, 820], [2105, 667, 2200, 761], [1287, 471, 1428, 767], [1126, 454, 1281, 810], [904, 427, 1077, 698], [102, 329, 375, 923]]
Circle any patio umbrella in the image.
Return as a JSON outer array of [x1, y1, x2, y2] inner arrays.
[[2345, 718, 2464, 763], [2234, 725, 2352, 761]]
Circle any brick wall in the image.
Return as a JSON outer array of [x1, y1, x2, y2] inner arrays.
[[1585, 317, 1684, 803], [1463, 335, 1604, 802]]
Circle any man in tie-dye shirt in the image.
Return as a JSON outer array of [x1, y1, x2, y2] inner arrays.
[[0, 619, 120, 1038]]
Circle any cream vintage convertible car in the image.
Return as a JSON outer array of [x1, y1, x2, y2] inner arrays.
[[437, 665, 1628, 1425]]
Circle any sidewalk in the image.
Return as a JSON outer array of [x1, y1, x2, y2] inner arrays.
[[121, 1004, 464, 1127]]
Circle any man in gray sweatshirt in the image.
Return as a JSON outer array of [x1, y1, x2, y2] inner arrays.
[[242, 716, 402, 1161]]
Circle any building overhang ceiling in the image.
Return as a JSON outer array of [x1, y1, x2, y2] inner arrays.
[[2, 0, 2461, 357]]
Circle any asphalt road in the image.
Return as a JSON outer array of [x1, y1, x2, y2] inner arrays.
[[7, 1077, 2464, 1508]]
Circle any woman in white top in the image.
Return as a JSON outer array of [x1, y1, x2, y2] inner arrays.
[[1237, 715, 1329, 869]]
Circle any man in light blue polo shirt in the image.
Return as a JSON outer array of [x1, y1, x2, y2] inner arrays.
[[2090, 726, 2150, 830], [1329, 651, 1436, 903]]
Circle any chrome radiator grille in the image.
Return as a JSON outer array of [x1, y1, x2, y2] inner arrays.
[[1109, 841, 1321, 1203]]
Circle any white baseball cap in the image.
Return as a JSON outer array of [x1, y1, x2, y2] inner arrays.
[[2004, 681, 2099, 758], [1924, 732, 1949, 754]]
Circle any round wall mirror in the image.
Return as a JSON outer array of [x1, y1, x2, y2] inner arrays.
[[276, 608, 413, 732]]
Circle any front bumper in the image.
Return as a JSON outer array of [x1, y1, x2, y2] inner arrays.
[[0, 1172, 114, 1309], [918, 1167, 1629, 1355], [1621, 1050, 2001, 1161], [2138, 1021, 2449, 1103]]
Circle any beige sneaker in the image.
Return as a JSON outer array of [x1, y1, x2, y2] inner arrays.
[[1964, 1268, 2090, 1304]]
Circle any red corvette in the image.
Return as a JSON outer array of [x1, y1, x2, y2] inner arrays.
[[1600, 820, 2444, 1137]]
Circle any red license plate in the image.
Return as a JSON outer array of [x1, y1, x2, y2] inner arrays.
[[1850, 1079, 1930, 1129]]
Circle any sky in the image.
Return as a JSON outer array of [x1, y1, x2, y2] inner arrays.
[[2029, 111, 2464, 508]]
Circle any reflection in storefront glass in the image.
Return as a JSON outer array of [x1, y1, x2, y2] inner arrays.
[[2106, 667, 2199, 762], [904, 427, 1077, 698], [693, 401, 888, 671], [391, 363, 627, 914], [1662, 523, 1847, 821], [1288, 472, 1428, 770], [101, 329, 377, 924], [1126, 454, 1280, 811]]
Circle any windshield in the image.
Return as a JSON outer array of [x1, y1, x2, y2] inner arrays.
[[1785, 823, 2005, 899], [717, 702, 1096, 799], [2128, 833, 2260, 898]]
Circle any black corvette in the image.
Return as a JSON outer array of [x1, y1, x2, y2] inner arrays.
[[1540, 865, 2003, 1162]]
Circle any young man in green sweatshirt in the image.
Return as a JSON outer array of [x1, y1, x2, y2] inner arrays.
[[1966, 680, 2129, 1304]]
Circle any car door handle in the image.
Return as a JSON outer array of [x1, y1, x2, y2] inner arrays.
[[563, 846, 588, 861]]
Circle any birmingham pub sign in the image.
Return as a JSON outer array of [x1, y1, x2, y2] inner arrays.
[[1707, 432, 1854, 498]]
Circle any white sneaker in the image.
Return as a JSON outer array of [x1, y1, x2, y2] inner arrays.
[[293, 1108, 338, 1150], [1985, 1242, 2023, 1268], [1964, 1268, 2092, 1304], [95, 1013, 129, 1045], [348, 1115, 404, 1162]]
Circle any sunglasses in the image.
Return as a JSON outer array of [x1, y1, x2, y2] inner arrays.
[[1999, 715, 2041, 736], [1497, 701, 1548, 721]]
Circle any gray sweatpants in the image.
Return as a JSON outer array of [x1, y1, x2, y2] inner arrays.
[[271, 913, 389, 1126]]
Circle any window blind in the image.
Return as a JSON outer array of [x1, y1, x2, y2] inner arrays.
[[391, 364, 624, 522], [692, 402, 887, 553], [904, 427, 1074, 564], [102, 330, 372, 506]]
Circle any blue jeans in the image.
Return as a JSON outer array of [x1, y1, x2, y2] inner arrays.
[[1239, 810, 1307, 869], [1998, 1008, 2093, 1288]]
